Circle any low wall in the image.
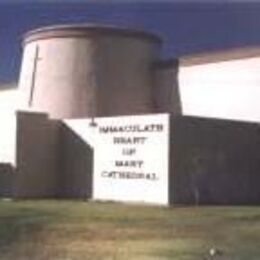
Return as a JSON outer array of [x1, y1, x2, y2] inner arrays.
[[170, 116, 260, 205], [0, 163, 14, 197], [13, 111, 260, 205], [14, 112, 61, 198], [14, 111, 93, 199]]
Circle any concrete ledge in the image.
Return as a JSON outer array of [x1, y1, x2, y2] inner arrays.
[[23, 24, 162, 45]]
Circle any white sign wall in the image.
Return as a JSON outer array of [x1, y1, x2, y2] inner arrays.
[[64, 113, 170, 205]]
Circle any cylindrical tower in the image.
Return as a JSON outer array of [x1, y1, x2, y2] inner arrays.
[[18, 24, 162, 119]]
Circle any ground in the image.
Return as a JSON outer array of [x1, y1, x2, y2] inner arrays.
[[0, 200, 259, 260]]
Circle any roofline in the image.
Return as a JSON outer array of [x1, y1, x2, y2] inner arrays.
[[23, 24, 162, 45], [152, 59, 179, 69], [180, 46, 260, 66]]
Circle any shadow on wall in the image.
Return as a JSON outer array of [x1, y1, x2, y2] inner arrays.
[[14, 112, 94, 199], [170, 116, 260, 205], [14, 112, 61, 198], [0, 163, 14, 197], [59, 124, 93, 199]]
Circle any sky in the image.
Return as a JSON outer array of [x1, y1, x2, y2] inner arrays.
[[1, 1, 260, 83]]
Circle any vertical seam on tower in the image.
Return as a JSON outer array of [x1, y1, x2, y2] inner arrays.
[[29, 44, 40, 107]]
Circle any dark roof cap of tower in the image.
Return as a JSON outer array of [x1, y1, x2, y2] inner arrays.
[[23, 24, 162, 45]]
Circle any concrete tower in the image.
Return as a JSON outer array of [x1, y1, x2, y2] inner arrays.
[[18, 24, 162, 119]]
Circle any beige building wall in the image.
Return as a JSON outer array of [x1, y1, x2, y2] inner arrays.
[[179, 47, 260, 122], [19, 25, 161, 119]]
